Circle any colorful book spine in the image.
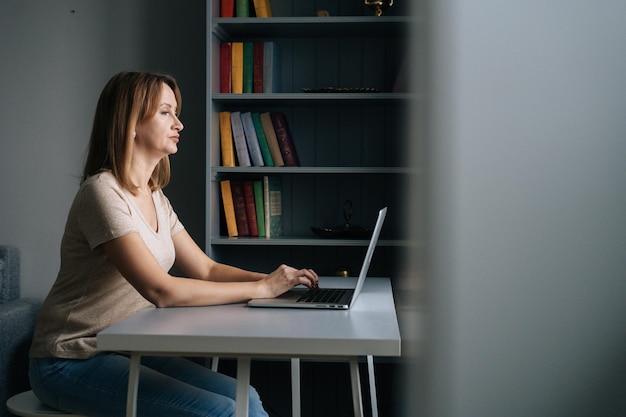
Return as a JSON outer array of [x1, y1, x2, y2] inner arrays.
[[240, 112, 265, 166], [221, 0, 234, 17], [235, 0, 249, 17], [251, 112, 274, 166], [243, 180, 259, 237], [253, 179, 266, 237], [231, 180, 250, 236], [230, 111, 251, 166], [263, 175, 282, 237], [260, 112, 284, 166], [252, 42, 264, 93], [243, 42, 254, 94], [263, 41, 279, 93], [220, 180, 237, 237], [253, 0, 272, 17], [271, 112, 300, 166], [219, 111, 235, 167], [230, 42, 243, 94], [220, 42, 231, 93]]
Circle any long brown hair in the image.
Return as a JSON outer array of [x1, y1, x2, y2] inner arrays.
[[82, 71, 182, 193]]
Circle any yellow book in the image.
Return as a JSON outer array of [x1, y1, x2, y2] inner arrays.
[[253, 0, 272, 17], [220, 180, 238, 237], [231, 42, 243, 94], [219, 111, 235, 167]]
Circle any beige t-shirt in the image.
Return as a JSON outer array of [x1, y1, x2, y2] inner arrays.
[[30, 171, 185, 359]]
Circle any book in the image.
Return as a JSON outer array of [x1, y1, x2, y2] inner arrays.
[[235, 0, 249, 17], [243, 180, 259, 237], [263, 176, 282, 237], [252, 0, 272, 17], [253, 179, 266, 237], [263, 41, 279, 93], [243, 42, 254, 94], [220, 180, 237, 237], [231, 180, 250, 236], [219, 111, 235, 167], [251, 112, 274, 166], [270, 112, 300, 166], [240, 112, 265, 166], [252, 42, 264, 93], [231, 42, 243, 94], [219, 42, 231, 93], [230, 111, 251, 166], [221, 0, 234, 17], [259, 112, 284, 166]]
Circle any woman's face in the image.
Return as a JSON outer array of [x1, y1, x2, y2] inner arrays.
[[134, 83, 184, 159]]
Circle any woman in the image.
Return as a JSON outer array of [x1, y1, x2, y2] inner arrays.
[[29, 71, 319, 417]]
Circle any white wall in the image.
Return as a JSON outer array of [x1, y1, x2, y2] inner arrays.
[[401, 1, 626, 416], [0, 0, 205, 298]]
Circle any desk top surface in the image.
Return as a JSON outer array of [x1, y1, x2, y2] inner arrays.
[[97, 277, 400, 357]]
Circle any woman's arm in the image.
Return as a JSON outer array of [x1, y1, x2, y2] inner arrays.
[[102, 231, 318, 307], [171, 229, 265, 282]]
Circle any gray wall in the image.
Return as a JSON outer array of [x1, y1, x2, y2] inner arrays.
[[400, 0, 626, 416], [1, 1, 625, 416], [0, 0, 205, 298]]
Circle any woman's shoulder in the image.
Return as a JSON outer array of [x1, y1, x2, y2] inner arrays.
[[80, 171, 126, 195], [81, 170, 118, 188], [76, 171, 128, 206]]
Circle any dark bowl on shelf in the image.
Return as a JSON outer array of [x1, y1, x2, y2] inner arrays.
[[310, 226, 373, 239]]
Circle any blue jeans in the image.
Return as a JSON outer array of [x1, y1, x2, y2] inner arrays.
[[29, 354, 269, 417]]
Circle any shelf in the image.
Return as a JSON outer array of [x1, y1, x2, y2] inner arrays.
[[210, 236, 408, 247], [206, 0, 411, 273], [211, 166, 410, 176], [211, 93, 413, 104], [212, 16, 411, 39]]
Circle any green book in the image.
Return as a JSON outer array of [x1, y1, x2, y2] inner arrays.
[[243, 42, 253, 93], [235, 0, 249, 17], [253, 180, 266, 237], [251, 112, 274, 166], [263, 176, 282, 238]]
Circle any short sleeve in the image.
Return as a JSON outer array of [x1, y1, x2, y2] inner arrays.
[[75, 175, 140, 250]]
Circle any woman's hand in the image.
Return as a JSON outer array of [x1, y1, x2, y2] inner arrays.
[[256, 264, 319, 299]]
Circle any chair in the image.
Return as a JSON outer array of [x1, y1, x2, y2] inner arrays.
[[0, 245, 42, 417], [6, 391, 84, 417]]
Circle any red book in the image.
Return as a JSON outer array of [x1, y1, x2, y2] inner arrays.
[[230, 180, 250, 236], [270, 113, 300, 166], [220, 42, 231, 93], [221, 0, 234, 17], [243, 181, 259, 237], [252, 42, 264, 93]]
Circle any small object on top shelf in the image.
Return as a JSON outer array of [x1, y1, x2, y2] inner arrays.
[[364, 0, 394, 17], [315, 9, 330, 17], [301, 87, 380, 93], [311, 200, 374, 239]]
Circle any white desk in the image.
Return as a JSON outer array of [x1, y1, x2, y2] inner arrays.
[[97, 277, 401, 417]]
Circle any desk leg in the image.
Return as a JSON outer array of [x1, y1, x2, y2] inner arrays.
[[211, 356, 220, 372], [235, 357, 251, 417], [349, 358, 364, 417], [291, 358, 301, 417], [126, 353, 141, 417], [367, 355, 378, 417]]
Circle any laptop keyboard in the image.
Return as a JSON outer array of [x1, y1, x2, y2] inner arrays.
[[297, 288, 349, 304]]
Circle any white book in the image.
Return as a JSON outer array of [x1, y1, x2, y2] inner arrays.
[[263, 41, 279, 93], [230, 111, 251, 167], [240, 112, 265, 166]]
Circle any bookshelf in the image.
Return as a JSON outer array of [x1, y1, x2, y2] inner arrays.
[[206, 0, 413, 278]]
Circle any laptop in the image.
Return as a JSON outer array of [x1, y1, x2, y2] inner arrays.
[[248, 207, 387, 310]]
